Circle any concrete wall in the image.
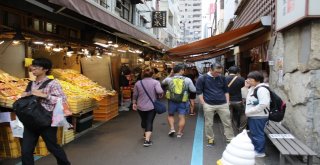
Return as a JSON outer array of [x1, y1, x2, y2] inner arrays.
[[270, 21, 320, 155]]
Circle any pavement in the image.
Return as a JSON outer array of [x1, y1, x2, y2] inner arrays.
[[1, 101, 319, 165]]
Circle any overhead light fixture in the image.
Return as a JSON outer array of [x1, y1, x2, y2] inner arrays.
[[53, 46, 63, 52], [33, 41, 44, 45], [108, 41, 113, 44], [47, 43, 54, 46], [0, 41, 4, 45], [12, 40, 20, 45], [117, 49, 127, 53], [94, 42, 110, 48], [113, 44, 119, 48]]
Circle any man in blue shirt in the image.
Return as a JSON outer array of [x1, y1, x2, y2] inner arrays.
[[196, 63, 234, 146]]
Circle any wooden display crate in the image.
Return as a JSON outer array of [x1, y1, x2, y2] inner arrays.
[[0, 138, 21, 158], [63, 129, 75, 144], [93, 95, 118, 121]]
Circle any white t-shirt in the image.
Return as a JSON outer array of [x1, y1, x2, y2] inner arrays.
[[245, 83, 270, 117]]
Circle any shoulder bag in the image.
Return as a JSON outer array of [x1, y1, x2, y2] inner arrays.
[[13, 79, 54, 130], [140, 81, 166, 114]]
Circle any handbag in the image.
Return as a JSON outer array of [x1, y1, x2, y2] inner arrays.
[[140, 81, 166, 114], [13, 79, 53, 130]]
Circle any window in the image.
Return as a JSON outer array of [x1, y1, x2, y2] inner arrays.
[[116, 0, 131, 22]]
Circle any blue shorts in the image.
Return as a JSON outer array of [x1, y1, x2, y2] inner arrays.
[[168, 100, 190, 115]]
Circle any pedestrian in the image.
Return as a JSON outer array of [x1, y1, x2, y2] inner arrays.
[[132, 68, 164, 147], [20, 58, 70, 165], [245, 71, 270, 157], [196, 63, 234, 146], [162, 64, 196, 138], [226, 66, 247, 135], [184, 67, 199, 115]]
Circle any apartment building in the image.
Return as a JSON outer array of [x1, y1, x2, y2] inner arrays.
[[177, 0, 202, 45]]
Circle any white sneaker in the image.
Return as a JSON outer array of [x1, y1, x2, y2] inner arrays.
[[255, 152, 266, 158], [168, 129, 175, 137]]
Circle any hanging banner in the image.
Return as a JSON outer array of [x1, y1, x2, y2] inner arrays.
[[152, 11, 167, 28]]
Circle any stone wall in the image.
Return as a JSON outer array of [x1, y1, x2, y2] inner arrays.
[[270, 21, 320, 155]]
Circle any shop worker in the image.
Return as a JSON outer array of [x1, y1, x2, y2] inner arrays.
[[226, 66, 246, 135], [132, 68, 164, 147], [162, 64, 196, 138], [20, 58, 70, 165], [196, 63, 234, 146]]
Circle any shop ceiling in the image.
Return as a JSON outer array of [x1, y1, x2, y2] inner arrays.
[[167, 21, 270, 62], [0, 0, 167, 53]]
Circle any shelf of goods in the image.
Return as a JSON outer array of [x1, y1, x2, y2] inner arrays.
[[51, 69, 108, 101], [0, 71, 29, 108], [93, 94, 119, 121]]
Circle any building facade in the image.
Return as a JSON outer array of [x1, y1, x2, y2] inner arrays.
[[177, 0, 202, 45]]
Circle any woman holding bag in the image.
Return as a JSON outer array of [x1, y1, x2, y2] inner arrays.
[[132, 68, 164, 147]]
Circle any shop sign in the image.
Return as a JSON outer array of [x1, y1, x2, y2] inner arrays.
[[276, 0, 320, 31], [152, 11, 167, 28]]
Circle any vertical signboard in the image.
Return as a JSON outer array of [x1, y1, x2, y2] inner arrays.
[[152, 11, 167, 28]]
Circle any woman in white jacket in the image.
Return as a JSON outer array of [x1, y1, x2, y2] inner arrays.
[[245, 71, 270, 158]]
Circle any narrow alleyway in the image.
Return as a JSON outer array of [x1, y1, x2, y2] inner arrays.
[[1, 102, 298, 165]]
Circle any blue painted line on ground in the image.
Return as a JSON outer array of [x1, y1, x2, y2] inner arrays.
[[16, 155, 42, 165], [191, 110, 204, 165]]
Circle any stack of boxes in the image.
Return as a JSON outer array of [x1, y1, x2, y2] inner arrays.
[[0, 124, 21, 158], [93, 94, 118, 121]]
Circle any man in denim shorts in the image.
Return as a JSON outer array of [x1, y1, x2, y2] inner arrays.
[[162, 64, 196, 138]]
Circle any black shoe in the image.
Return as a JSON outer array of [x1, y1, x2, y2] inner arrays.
[[168, 129, 175, 137], [143, 140, 153, 147]]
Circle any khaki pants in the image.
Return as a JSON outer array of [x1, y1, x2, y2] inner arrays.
[[203, 103, 234, 141]]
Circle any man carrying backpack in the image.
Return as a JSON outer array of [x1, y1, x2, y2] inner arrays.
[[162, 64, 196, 138], [196, 63, 234, 146], [20, 58, 70, 165]]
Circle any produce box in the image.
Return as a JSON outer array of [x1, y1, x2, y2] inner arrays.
[[0, 138, 21, 158], [63, 129, 75, 144], [0, 124, 21, 158], [93, 95, 118, 121]]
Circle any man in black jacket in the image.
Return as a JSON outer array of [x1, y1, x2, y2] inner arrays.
[[226, 66, 246, 135]]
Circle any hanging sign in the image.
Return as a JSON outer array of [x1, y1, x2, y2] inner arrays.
[[152, 11, 167, 28]]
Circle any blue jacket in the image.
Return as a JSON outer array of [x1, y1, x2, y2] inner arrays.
[[196, 73, 228, 105]]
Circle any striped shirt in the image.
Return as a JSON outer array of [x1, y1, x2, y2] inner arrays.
[[29, 78, 67, 111]]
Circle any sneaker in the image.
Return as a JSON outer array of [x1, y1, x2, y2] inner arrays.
[[176, 133, 183, 138], [207, 139, 215, 147], [168, 129, 175, 137], [255, 152, 266, 158], [143, 140, 153, 147]]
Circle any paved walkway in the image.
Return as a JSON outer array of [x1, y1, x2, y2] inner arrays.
[[1, 102, 319, 165]]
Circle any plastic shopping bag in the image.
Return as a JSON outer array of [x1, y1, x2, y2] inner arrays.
[[51, 98, 65, 127], [10, 117, 24, 138]]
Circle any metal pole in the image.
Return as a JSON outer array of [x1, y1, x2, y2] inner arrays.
[[183, 22, 186, 44]]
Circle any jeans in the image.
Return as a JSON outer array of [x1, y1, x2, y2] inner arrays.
[[138, 110, 156, 132], [22, 127, 70, 165], [247, 117, 268, 154]]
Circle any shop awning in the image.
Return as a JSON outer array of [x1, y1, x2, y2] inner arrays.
[[167, 21, 268, 58], [48, 0, 169, 50]]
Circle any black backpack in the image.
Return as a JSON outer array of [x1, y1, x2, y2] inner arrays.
[[13, 79, 53, 130], [252, 85, 286, 122]]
